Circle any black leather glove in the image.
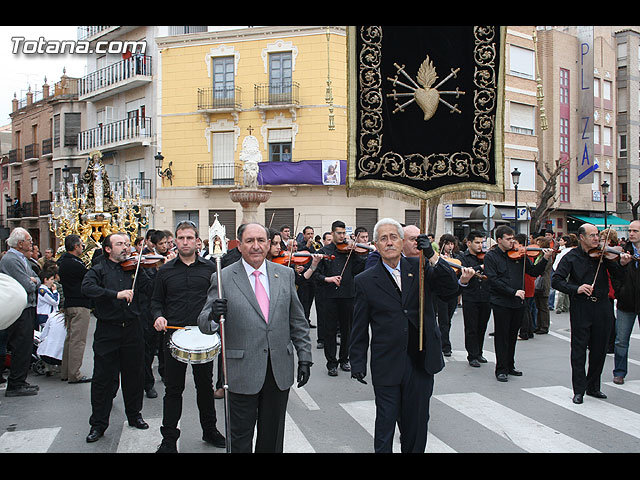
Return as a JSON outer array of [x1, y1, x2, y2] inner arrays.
[[416, 234, 436, 260], [208, 298, 227, 323], [297, 361, 312, 388], [351, 372, 367, 385]]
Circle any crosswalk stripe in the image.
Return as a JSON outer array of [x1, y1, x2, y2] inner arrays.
[[284, 412, 315, 452], [435, 392, 599, 453], [446, 350, 496, 364], [291, 385, 320, 411], [339, 399, 454, 453], [0, 427, 60, 453], [524, 385, 640, 440], [117, 417, 165, 453], [605, 379, 640, 395]]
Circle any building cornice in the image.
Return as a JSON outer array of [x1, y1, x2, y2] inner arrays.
[[156, 25, 346, 49]]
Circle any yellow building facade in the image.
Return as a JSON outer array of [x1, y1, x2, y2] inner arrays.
[[154, 26, 420, 240]]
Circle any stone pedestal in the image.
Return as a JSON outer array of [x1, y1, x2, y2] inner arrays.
[[229, 188, 272, 225]]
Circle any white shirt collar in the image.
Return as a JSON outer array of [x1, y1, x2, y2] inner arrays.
[[241, 257, 267, 277]]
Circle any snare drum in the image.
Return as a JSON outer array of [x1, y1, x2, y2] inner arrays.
[[169, 326, 221, 365]]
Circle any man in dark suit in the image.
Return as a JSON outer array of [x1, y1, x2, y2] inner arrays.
[[350, 218, 469, 453]]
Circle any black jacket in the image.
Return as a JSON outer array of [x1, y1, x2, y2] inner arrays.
[[483, 246, 548, 308], [551, 244, 622, 303], [81, 257, 152, 324], [612, 243, 640, 313], [150, 255, 215, 327], [57, 252, 91, 308], [457, 249, 489, 303], [351, 255, 457, 385], [313, 242, 366, 299]]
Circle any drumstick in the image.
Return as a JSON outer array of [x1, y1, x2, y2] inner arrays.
[[165, 326, 185, 330]]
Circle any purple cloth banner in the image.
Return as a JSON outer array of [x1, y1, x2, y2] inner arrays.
[[258, 160, 346, 186]]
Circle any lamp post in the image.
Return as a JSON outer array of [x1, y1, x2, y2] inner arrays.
[[511, 167, 521, 234], [601, 180, 609, 230], [155, 152, 173, 185]]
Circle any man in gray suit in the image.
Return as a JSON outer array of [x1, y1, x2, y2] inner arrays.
[[0, 227, 41, 396], [198, 223, 312, 453]]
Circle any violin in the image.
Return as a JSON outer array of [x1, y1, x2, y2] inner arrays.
[[271, 252, 335, 266], [335, 241, 375, 255], [507, 246, 544, 260], [121, 253, 165, 271], [443, 257, 487, 281], [587, 245, 626, 260]]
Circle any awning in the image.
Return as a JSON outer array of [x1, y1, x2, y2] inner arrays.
[[568, 214, 630, 229]]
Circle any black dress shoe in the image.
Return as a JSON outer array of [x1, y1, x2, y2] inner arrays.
[[202, 429, 226, 448], [86, 428, 104, 443], [508, 369, 523, 376], [340, 361, 351, 372], [146, 387, 158, 398], [586, 390, 607, 399], [327, 367, 338, 377], [496, 373, 508, 382], [128, 417, 149, 429], [478, 355, 488, 363], [156, 439, 178, 453], [572, 393, 584, 404], [69, 376, 92, 384], [468, 359, 481, 368]]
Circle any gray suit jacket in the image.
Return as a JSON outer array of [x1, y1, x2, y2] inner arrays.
[[198, 259, 312, 395], [0, 249, 40, 306]]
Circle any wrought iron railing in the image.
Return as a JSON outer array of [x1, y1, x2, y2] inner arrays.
[[254, 82, 299, 107], [197, 86, 241, 110], [197, 163, 241, 186], [78, 117, 152, 151], [79, 56, 152, 97]]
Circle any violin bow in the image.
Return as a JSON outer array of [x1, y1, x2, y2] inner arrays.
[[288, 213, 301, 268], [128, 250, 144, 307], [590, 226, 612, 293]]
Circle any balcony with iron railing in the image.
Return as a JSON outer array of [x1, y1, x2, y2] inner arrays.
[[197, 163, 241, 186], [24, 143, 39, 162], [78, 117, 152, 153], [197, 86, 242, 112], [112, 178, 152, 200], [8, 149, 21, 165], [79, 56, 153, 102], [254, 82, 300, 108], [77, 26, 112, 41], [42, 138, 53, 157]]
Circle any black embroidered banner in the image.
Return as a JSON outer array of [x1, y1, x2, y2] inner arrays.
[[347, 26, 505, 200]]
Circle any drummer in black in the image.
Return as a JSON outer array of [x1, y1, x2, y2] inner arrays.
[[81, 232, 153, 443], [151, 221, 225, 453]]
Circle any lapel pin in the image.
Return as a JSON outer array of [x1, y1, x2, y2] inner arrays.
[[274, 274, 279, 278], [408, 273, 413, 277]]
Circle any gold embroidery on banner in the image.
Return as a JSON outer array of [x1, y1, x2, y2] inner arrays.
[[357, 26, 497, 183]]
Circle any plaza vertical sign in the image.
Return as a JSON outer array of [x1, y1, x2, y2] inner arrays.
[[577, 26, 596, 184]]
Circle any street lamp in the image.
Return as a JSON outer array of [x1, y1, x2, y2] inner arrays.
[[511, 167, 521, 234], [601, 180, 609, 230], [155, 152, 173, 185]]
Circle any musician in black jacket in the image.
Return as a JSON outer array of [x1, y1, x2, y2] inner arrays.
[[552, 223, 625, 404], [483, 225, 552, 382], [151, 221, 225, 453], [458, 230, 491, 367], [313, 220, 367, 376], [81, 233, 152, 443]]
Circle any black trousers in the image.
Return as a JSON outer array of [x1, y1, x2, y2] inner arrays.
[[373, 354, 434, 453], [462, 301, 491, 361], [491, 304, 524, 376], [160, 333, 218, 441], [227, 356, 289, 453], [323, 297, 353, 369], [314, 291, 326, 344], [89, 319, 144, 431], [570, 297, 612, 395], [436, 296, 457, 354], [297, 280, 315, 324], [5, 307, 35, 389], [143, 318, 162, 391]]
